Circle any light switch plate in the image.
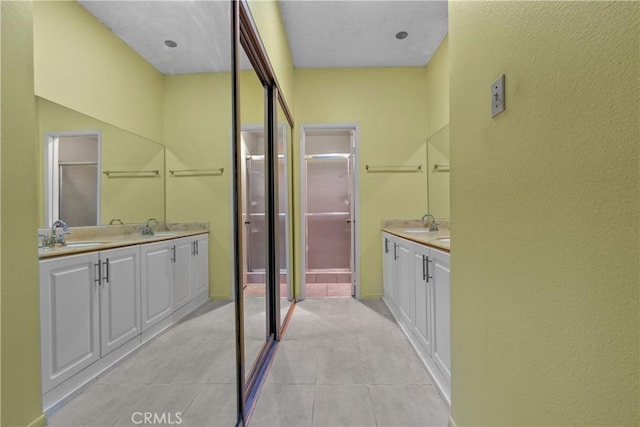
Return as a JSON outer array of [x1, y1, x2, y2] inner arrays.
[[491, 74, 505, 118]]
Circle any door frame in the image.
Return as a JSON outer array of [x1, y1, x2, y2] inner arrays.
[[45, 130, 102, 227], [298, 123, 361, 300]]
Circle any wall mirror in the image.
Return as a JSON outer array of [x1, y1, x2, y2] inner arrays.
[[34, 0, 238, 426], [39, 98, 165, 228], [34, 1, 296, 425], [427, 124, 450, 219], [240, 56, 269, 388]]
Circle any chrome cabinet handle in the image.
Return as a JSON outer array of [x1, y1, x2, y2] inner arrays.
[[384, 238, 389, 254], [422, 255, 427, 281], [393, 243, 398, 260], [426, 257, 433, 283], [103, 259, 110, 284], [195, 240, 199, 256], [171, 246, 176, 263], [94, 262, 101, 286]]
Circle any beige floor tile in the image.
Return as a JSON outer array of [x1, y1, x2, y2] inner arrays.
[[312, 384, 377, 427], [250, 383, 315, 426], [369, 384, 449, 427], [180, 384, 237, 427]]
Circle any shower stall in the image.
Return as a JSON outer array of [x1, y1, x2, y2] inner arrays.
[[241, 129, 289, 298], [46, 133, 100, 227], [303, 129, 355, 298]]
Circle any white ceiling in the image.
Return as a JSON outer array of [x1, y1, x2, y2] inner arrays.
[[280, 0, 448, 68], [78, 0, 448, 74], [78, 0, 235, 74]]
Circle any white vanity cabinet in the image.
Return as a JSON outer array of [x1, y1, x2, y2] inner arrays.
[[99, 246, 141, 358], [412, 244, 433, 357], [40, 252, 100, 393], [382, 234, 416, 331], [382, 235, 396, 305], [396, 241, 413, 329], [430, 248, 451, 384], [40, 245, 141, 393], [382, 231, 451, 403], [140, 240, 174, 332], [193, 235, 209, 297], [172, 237, 194, 310], [40, 232, 210, 413], [172, 234, 209, 311]]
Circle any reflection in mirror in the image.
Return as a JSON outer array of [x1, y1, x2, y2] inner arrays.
[[46, 132, 100, 227], [38, 98, 165, 227], [427, 124, 450, 218], [34, 1, 240, 425], [241, 120, 292, 327], [240, 60, 268, 384]]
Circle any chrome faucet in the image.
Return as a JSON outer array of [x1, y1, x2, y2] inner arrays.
[[50, 219, 70, 246], [421, 213, 439, 232], [109, 218, 123, 225], [142, 218, 159, 235]]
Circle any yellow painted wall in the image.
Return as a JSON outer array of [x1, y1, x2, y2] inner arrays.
[[163, 70, 266, 299], [425, 36, 449, 137], [424, 37, 450, 219], [294, 68, 429, 298], [0, 2, 45, 426], [246, 0, 295, 112], [36, 99, 165, 227], [33, 0, 163, 143], [163, 72, 233, 299], [449, 1, 639, 425]]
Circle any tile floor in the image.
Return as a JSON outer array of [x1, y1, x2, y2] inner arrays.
[[47, 298, 448, 427], [48, 300, 239, 427], [250, 298, 450, 426]]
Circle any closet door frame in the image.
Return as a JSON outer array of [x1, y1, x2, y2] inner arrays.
[[232, 1, 295, 425]]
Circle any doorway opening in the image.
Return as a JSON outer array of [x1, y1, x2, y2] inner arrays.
[[300, 125, 359, 299], [45, 132, 101, 227]]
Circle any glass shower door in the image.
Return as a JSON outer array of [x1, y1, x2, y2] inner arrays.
[[305, 155, 352, 272], [246, 156, 266, 273]]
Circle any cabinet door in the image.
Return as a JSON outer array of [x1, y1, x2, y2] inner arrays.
[[412, 247, 432, 357], [396, 241, 413, 328], [100, 246, 141, 357], [40, 252, 100, 392], [390, 238, 399, 304], [193, 235, 209, 297], [382, 235, 394, 301], [172, 237, 194, 310], [141, 241, 173, 331], [431, 248, 451, 380]]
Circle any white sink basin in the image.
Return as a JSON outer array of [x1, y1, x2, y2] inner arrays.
[[152, 232, 179, 237], [436, 238, 450, 243], [401, 229, 432, 234], [65, 242, 106, 248]]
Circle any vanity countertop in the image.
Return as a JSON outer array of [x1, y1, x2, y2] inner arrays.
[[382, 219, 450, 252], [38, 222, 208, 259]]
